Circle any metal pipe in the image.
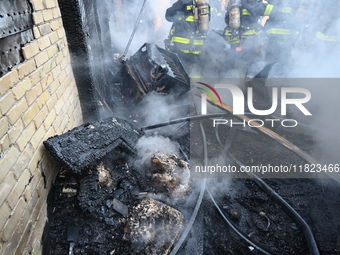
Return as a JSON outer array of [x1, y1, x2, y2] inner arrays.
[[140, 113, 229, 131], [169, 122, 207, 255]]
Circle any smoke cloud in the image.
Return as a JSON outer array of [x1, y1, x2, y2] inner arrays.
[[135, 135, 180, 167], [285, 15, 340, 167], [108, 0, 172, 57], [95, 1, 340, 177], [136, 91, 189, 136]]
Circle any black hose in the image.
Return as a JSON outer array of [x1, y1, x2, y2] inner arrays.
[[214, 125, 320, 255], [215, 121, 236, 153], [212, 124, 275, 255], [141, 113, 229, 131], [169, 122, 207, 255], [170, 90, 210, 255], [215, 124, 319, 255], [255, 177, 319, 255], [228, 153, 320, 255]]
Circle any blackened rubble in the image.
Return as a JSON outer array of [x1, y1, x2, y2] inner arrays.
[[44, 116, 192, 254], [43, 43, 193, 255], [43, 39, 340, 255], [47, 145, 191, 254], [44, 115, 340, 255]]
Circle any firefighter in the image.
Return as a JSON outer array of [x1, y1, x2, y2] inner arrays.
[[264, 0, 297, 65], [223, 0, 277, 70], [165, 0, 210, 76], [223, 0, 280, 108], [310, 1, 338, 54], [223, 0, 275, 48], [293, 0, 339, 75]]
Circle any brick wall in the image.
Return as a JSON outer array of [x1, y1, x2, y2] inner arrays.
[[0, 0, 83, 254]]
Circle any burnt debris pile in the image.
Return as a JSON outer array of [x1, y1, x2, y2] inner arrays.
[[42, 42, 194, 255], [42, 111, 340, 255], [41, 41, 340, 255], [44, 116, 192, 254]]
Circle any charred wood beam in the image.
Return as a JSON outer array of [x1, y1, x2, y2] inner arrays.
[[57, 0, 101, 122]]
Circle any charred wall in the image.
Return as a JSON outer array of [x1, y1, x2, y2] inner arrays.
[[0, 0, 83, 254], [57, 0, 117, 122]]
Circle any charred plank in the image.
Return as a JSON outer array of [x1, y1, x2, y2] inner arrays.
[[44, 117, 143, 174]]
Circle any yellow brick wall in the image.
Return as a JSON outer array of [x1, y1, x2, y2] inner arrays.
[[0, 0, 83, 254]]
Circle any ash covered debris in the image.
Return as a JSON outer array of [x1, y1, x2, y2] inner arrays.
[[76, 161, 139, 222], [42, 40, 193, 252], [47, 150, 191, 254], [45, 119, 192, 254]]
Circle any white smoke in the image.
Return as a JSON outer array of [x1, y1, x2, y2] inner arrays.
[[288, 16, 340, 167], [136, 91, 189, 135], [134, 135, 180, 171], [108, 0, 172, 57], [98, 0, 340, 176]]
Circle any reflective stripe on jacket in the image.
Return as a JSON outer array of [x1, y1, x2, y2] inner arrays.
[[167, 3, 206, 54], [264, 1, 295, 36], [224, 3, 274, 45], [315, 31, 337, 42]]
